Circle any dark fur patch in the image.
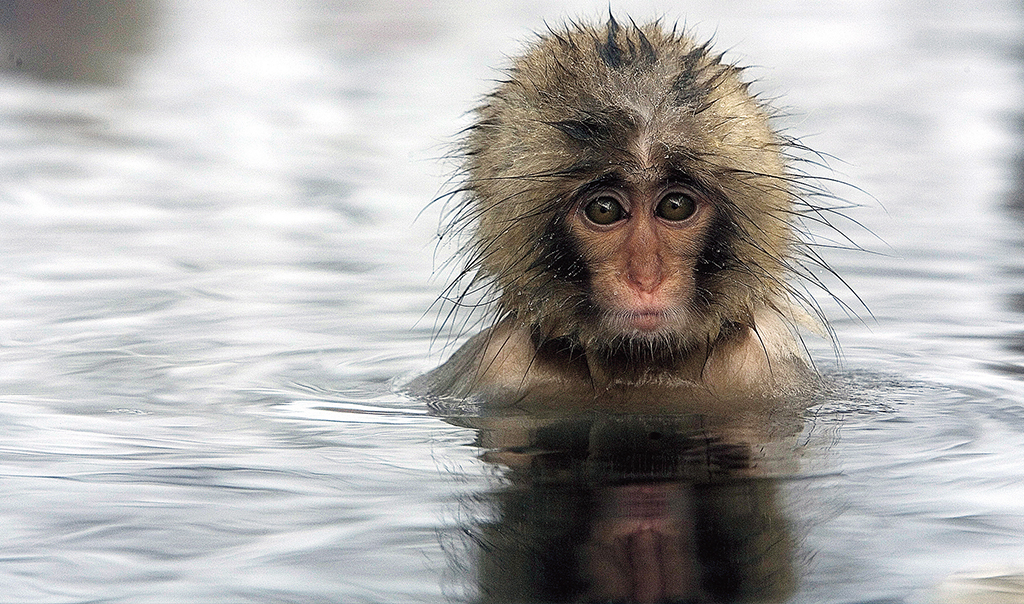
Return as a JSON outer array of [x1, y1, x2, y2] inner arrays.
[[593, 334, 695, 376], [531, 331, 589, 369], [671, 46, 713, 110], [595, 16, 657, 70], [634, 27, 657, 65], [547, 119, 614, 146], [529, 214, 589, 286], [694, 212, 738, 287], [597, 16, 623, 67], [551, 108, 637, 152]]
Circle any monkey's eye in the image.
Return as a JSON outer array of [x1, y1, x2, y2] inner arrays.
[[656, 192, 697, 221], [583, 196, 626, 225]]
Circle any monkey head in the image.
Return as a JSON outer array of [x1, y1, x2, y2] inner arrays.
[[444, 17, 808, 374]]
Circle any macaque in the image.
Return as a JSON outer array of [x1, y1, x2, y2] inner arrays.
[[416, 17, 838, 409]]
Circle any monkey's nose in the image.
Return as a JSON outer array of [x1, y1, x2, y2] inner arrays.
[[626, 258, 664, 294]]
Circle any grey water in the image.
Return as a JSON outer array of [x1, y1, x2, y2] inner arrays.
[[0, 0, 1022, 602]]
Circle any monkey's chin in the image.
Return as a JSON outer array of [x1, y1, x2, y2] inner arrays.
[[603, 308, 683, 338], [589, 310, 699, 371], [628, 311, 665, 333]]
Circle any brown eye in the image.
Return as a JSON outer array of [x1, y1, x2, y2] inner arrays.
[[656, 192, 696, 221], [583, 196, 625, 225]]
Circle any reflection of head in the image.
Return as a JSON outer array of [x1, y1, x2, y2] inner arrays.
[[462, 415, 796, 603]]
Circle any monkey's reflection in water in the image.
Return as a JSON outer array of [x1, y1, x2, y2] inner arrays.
[[449, 413, 798, 603]]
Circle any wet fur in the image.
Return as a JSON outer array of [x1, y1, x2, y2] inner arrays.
[[415, 17, 851, 408]]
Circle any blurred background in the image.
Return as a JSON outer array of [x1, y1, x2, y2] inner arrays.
[[0, 0, 1022, 602]]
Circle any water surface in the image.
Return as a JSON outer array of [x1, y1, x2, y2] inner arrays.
[[0, 0, 1022, 602]]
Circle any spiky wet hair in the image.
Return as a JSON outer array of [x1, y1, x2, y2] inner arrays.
[[438, 16, 841, 352]]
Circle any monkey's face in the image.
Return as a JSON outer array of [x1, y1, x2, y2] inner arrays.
[[567, 178, 715, 348]]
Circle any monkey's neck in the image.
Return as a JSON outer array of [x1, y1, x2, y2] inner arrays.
[[528, 321, 746, 388]]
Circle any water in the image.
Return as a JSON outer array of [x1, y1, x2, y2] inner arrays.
[[0, 0, 1022, 601]]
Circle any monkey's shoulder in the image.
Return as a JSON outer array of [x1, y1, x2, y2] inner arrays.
[[412, 314, 815, 411], [409, 323, 581, 404]]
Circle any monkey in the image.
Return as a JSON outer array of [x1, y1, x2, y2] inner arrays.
[[413, 16, 847, 410]]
